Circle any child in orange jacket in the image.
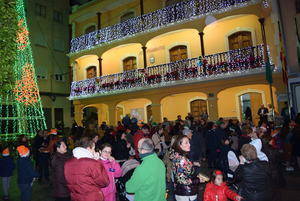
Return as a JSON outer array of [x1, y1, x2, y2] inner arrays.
[[204, 170, 242, 201]]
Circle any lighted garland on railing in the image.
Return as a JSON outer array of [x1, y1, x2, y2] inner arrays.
[[0, 0, 46, 141], [70, 0, 265, 53], [70, 45, 269, 99]]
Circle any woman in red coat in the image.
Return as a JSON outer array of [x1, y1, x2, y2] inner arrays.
[[64, 137, 109, 201], [204, 170, 242, 201]]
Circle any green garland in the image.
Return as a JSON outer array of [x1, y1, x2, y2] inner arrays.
[[0, 0, 18, 94]]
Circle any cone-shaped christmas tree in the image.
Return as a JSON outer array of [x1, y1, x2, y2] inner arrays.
[[0, 0, 46, 140]]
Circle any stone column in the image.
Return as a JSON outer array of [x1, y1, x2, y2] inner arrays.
[[97, 12, 102, 30], [107, 103, 117, 126], [207, 97, 219, 121], [198, 32, 205, 57], [98, 57, 103, 76], [142, 46, 147, 68]]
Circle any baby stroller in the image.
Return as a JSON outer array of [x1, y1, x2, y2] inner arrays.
[[116, 159, 140, 201]]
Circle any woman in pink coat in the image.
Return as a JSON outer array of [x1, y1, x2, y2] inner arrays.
[[99, 143, 122, 201]]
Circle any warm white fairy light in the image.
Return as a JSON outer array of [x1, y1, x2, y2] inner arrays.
[[69, 45, 276, 100], [70, 0, 262, 53]]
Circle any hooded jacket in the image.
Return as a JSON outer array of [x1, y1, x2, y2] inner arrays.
[[64, 147, 109, 201], [100, 159, 122, 201], [250, 139, 269, 162], [204, 182, 238, 201]]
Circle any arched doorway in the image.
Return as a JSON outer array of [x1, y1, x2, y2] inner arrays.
[[239, 92, 263, 125], [228, 31, 253, 50], [83, 107, 98, 127], [190, 99, 208, 120]]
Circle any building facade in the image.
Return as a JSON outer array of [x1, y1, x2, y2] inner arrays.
[[278, 0, 300, 116], [69, 0, 287, 126], [26, 0, 72, 129]]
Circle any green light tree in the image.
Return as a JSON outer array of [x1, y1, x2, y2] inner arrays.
[[0, 0, 46, 140]]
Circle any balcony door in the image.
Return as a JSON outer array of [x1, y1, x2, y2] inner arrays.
[[228, 31, 252, 50], [86, 66, 97, 79], [239, 92, 262, 125], [190, 99, 207, 119], [169, 45, 187, 62], [123, 56, 137, 71]]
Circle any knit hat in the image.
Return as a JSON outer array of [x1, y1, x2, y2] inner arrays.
[[2, 148, 9, 156], [48, 129, 58, 135], [17, 145, 30, 157]]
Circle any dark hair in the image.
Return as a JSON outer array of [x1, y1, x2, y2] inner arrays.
[[211, 170, 223, 182], [172, 135, 190, 155], [54, 139, 66, 152], [76, 137, 95, 149], [142, 124, 150, 130], [99, 143, 112, 152], [206, 122, 215, 130]]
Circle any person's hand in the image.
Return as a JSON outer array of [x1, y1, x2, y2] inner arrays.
[[126, 143, 131, 148], [93, 152, 100, 160], [235, 195, 243, 201], [197, 175, 206, 183], [239, 155, 245, 165], [108, 156, 115, 162], [193, 162, 201, 167]]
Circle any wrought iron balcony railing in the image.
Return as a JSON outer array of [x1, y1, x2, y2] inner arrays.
[[70, 45, 272, 100], [70, 0, 262, 53]]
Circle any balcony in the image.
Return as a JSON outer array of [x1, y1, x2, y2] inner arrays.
[[70, 45, 277, 100], [70, 0, 262, 53]]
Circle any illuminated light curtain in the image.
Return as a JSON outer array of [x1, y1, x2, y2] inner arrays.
[[0, 0, 46, 141]]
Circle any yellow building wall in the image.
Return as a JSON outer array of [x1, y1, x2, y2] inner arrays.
[[102, 43, 143, 75], [76, 55, 99, 80], [146, 29, 200, 65], [204, 15, 262, 55], [161, 92, 207, 121], [118, 98, 151, 122], [84, 103, 109, 125], [217, 84, 278, 119]]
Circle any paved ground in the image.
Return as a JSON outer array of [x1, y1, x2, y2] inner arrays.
[[1, 169, 300, 201]]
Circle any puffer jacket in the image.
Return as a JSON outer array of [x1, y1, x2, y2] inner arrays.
[[170, 151, 200, 196], [235, 159, 271, 201], [204, 182, 238, 201], [64, 147, 109, 201]]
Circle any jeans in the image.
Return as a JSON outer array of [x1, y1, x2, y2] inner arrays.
[[1, 177, 11, 197], [18, 183, 32, 201]]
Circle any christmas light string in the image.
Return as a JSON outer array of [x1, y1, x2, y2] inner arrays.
[[70, 0, 267, 53], [70, 44, 277, 99], [0, 0, 46, 141]]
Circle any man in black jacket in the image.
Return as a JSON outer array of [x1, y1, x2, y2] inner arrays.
[[235, 144, 271, 201]]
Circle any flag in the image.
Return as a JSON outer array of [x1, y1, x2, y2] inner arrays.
[[278, 21, 288, 85]]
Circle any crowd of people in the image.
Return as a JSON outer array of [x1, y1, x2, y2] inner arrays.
[[0, 108, 300, 201]]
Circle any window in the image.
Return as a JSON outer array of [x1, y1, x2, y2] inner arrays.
[[169, 45, 187, 62], [36, 66, 48, 80], [53, 10, 63, 23], [85, 25, 96, 34], [120, 12, 135, 23], [54, 74, 65, 82], [228, 31, 253, 50], [123, 57, 137, 71], [190, 99, 207, 119], [35, 4, 46, 17], [86, 66, 97, 78]]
